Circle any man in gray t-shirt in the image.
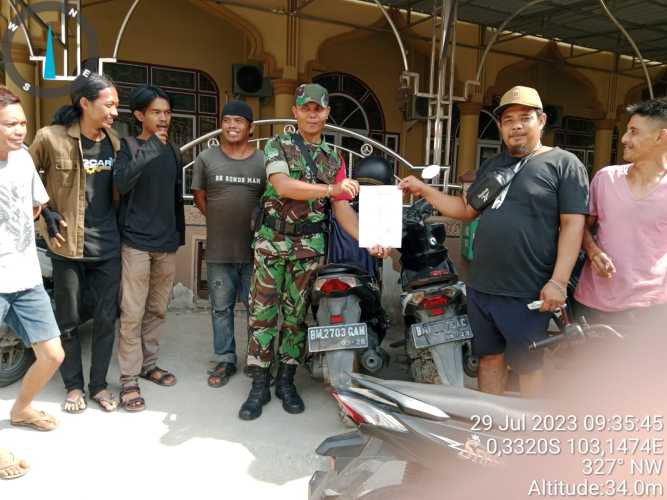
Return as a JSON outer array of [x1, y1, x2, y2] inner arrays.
[[192, 101, 266, 387]]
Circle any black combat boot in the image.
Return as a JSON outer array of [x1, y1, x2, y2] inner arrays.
[[274, 363, 305, 414], [238, 367, 271, 421]]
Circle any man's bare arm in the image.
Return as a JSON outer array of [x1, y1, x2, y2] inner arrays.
[[399, 176, 478, 221], [332, 200, 359, 240], [192, 189, 207, 216], [551, 213, 586, 287]]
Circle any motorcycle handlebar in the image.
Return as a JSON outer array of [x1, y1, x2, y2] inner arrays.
[[528, 323, 623, 351], [529, 335, 565, 351]]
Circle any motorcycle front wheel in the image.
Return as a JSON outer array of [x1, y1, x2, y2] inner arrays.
[[0, 326, 35, 387]]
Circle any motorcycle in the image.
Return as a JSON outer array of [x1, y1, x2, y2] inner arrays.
[[309, 315, 623, 499], [306, 246, 389, 389], [305, 156, 394, 390], [0, 238, 52, 387], [398, 198, 477, 386]]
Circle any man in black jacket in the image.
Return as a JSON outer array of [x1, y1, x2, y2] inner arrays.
[[113, 85, 185, 412]]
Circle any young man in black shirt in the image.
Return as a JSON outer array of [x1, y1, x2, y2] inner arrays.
[[400, 86, 589, 397], [113, 85, 185, 411]]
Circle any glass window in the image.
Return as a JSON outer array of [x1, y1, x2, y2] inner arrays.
[[199, 94, 217, 114], [199, 73, 217, 93], [166, 91, 196, 113], [152, 67, 196, 90], [314, 72, 386, 133], [105, 63, 148, 85], [199, 115, 218, 136], [115, 85, 135, 108]]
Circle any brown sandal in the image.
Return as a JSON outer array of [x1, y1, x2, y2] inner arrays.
[[140, 366, 177, 386], [120, 385, 145, 413]]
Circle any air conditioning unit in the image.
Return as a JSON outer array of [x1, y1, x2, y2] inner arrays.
[[232, 64, 272, 98]]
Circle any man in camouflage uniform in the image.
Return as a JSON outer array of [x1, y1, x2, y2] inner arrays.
[[239, 83, 389, 420]]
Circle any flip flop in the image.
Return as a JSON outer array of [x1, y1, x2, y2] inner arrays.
[[63, 393, 87, 414], [0, 452, 29, 480], [91, 390, 118, 412], [10, 411, 58, 432]]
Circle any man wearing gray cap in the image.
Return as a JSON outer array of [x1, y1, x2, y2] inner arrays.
[[401, 86, 589, 397], [192, 100, 266, 388]]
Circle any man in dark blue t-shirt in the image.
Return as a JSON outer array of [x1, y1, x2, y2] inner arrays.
[[400, 86, 589, 397]]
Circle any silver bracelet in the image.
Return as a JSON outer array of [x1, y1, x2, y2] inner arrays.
[[547, 279, 567, 298]]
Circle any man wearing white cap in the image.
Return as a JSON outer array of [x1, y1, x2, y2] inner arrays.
[[400, 86, 589, 397]]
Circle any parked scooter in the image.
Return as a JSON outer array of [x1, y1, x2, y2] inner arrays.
[[398, 197, 477, 386], [306, 262, 389, 388], [309, 315, 623, 499], [305, 156, 393, 389]]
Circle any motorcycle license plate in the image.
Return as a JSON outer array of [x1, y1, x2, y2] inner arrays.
[[410, 315, 473, 349], [307, 323, 368, 353]]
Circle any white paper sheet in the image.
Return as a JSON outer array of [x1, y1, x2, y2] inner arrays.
[[358, 186, 403, 248]]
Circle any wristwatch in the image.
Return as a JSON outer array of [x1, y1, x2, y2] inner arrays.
[[326, 184, 333, 198]]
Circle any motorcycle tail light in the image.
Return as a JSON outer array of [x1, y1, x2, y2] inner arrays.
[[331, 392, 407, 433], [330, 314, 345, 324], [321, 279, 351, 295], [429, 308, 445, 316], [422, 295, 448, 309], [430, 269, 449, 277]]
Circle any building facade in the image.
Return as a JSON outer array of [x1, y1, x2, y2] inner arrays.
[[2, 0, 665, 297]]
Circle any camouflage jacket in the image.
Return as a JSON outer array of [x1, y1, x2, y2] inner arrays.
[[254, 132, 342, 259]]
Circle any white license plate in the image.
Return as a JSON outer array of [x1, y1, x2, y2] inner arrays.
[[410, 315, 473, 349], [307, 323, 369, 353]]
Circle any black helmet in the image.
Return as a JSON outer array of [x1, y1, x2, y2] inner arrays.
[[353, 155, 394, 185]]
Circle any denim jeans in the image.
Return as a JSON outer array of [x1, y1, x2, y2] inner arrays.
[[0, 285, 60, 347], [207, 262, 252, 366]]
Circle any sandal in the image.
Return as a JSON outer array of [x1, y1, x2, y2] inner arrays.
[[63, 392, 87, 414], [0, 452, 29, 480], [140, 366, 177, 387], [207, 362, 237, 388], [10, 410, 58, 432], [91, 390, 118, 412], [120, 385, 145, 413]]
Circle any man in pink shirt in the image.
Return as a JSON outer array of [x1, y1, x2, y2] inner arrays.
[[575, 98, 667, 332]]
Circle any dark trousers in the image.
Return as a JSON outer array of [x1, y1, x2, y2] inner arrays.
[[52, 256, 120, 395]]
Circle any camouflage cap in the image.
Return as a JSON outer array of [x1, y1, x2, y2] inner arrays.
[[295, 83, 329, 107]]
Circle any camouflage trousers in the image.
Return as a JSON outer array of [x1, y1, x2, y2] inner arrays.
[[246, 251, 321, 368]]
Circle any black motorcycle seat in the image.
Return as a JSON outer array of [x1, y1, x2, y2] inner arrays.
[[378, 379, 544, 427], [405, 273, 459, 290], [318, 263, 370, 278]]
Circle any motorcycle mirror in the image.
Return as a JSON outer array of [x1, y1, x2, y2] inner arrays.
[[421, 164, 441, 180]]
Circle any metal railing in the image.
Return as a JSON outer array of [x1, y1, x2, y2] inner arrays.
[[179, 119, 460, 201]]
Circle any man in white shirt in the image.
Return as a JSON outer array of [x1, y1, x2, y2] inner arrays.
[[0, 87, 64, 433]]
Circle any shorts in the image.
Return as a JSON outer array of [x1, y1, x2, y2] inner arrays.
[[0, 285, 61, 347], [467, 287, 551, 373]]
